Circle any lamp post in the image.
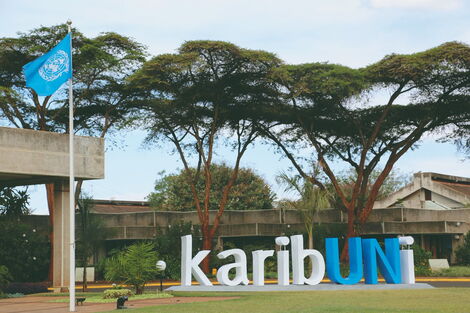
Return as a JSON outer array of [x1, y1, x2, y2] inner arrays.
[[156, 260, 166, 292]]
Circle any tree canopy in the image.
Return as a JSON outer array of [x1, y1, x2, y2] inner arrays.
[[148, 164, 275, 211], [256, 41, 470, 252], [0, 24, 146, 135], [130, 40, 281, 272], [0, 187, 30, 217]]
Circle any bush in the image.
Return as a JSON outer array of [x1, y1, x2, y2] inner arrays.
[[456, 231, 470, 265], [0, 265, 12, 293], [412, 244, 432, 276], [154, 222, 200, 280], [5, 282, 49, 295], [0, 220, 50, 282], [103, 288, 134, 299]]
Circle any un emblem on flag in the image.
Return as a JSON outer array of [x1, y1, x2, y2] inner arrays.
[[38, 50, 70, 82]]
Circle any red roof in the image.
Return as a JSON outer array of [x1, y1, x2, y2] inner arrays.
[[436, 181, 470, 197]]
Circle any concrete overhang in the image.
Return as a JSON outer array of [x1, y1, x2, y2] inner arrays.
[[0, 127, 104, 187]]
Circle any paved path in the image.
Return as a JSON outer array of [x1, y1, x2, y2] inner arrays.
[[67, 278, 470, 292], [0, 296, 237, 313]]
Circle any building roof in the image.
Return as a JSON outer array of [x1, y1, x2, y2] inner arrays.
[[374, 172, 470, 210], [91, 199, 151, 214], [91, 172, 470, 213], [433, 181, 470, 197]]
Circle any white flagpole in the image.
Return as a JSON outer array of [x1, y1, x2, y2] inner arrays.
[[67, 19, 76, 312]]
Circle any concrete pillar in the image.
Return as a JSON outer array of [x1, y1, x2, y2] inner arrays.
[[52, 181, 71, 290], [215, 236, 224, 251]]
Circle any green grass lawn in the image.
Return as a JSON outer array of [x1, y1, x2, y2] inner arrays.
[[99, 288, 470, 313], [430, 266, 470, 277]]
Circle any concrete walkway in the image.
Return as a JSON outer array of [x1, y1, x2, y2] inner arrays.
[[0, 296, 237, 313]]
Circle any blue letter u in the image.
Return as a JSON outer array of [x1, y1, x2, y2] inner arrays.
[[326, 237, 363, 285]]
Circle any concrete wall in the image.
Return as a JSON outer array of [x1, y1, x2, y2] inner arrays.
[[25, 207, 470, 238], [24, 207, 470, 264], [0, 127, 104, 186], [86, 207, 470, 239]]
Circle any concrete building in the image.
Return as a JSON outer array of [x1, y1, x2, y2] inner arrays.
[[374, 172, 470, 210], [0, 127, 104, 289], [59, 172, 467, 265], [17, 168, 470, 270]]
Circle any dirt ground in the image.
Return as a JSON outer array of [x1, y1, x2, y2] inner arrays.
[[0, 295, 237, 313]]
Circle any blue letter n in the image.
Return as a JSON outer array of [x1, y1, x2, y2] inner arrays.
[[362, 238, 401, 284]]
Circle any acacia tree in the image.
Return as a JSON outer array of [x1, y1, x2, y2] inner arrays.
[[258, 42, 470, 258], [0, 24, 146, 279], [131, 40, 281, 272]]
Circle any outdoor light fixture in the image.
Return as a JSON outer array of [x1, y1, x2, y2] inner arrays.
[[156, 260, 166, 271], [156, 260, 167, 291]]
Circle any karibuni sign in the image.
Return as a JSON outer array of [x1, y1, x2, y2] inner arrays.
[[180, 235, 416, 287]]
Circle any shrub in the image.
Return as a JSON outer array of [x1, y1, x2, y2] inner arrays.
[[456, 231, 470, 265], [412, 244, 432, 276], [105, 242, 158, 294], [0, 220, 50, 282], [154, 222, 200, 280], [5, 282, 49, 295], [0, 266, 12, 293], [103, 288, 134, 299]]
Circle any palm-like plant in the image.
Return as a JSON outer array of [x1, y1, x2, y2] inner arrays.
[[76, 196, 110, 291], [104, 242, 158, 294], [277, 172, 331, 250]]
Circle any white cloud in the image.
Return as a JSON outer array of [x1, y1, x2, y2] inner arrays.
[[399, 157, 470, 178], [370, 0, 463, 10]]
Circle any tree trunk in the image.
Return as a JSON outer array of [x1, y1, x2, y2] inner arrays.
[[308, 230, 314, 250], [46, 183, 54, 282], [135, 284, 144, 295], [307, 229, 314, 273], [201, 228, 213, 274], [75, 180, 83, 203], [340, 208, 357, 262]]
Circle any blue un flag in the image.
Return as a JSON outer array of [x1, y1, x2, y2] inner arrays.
[[23, 33, 72, 96]]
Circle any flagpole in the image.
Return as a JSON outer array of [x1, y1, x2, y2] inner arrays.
[[67, 20, 76, 313]]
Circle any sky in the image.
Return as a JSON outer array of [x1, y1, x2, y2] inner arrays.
[[1, 0, 469, 214]]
